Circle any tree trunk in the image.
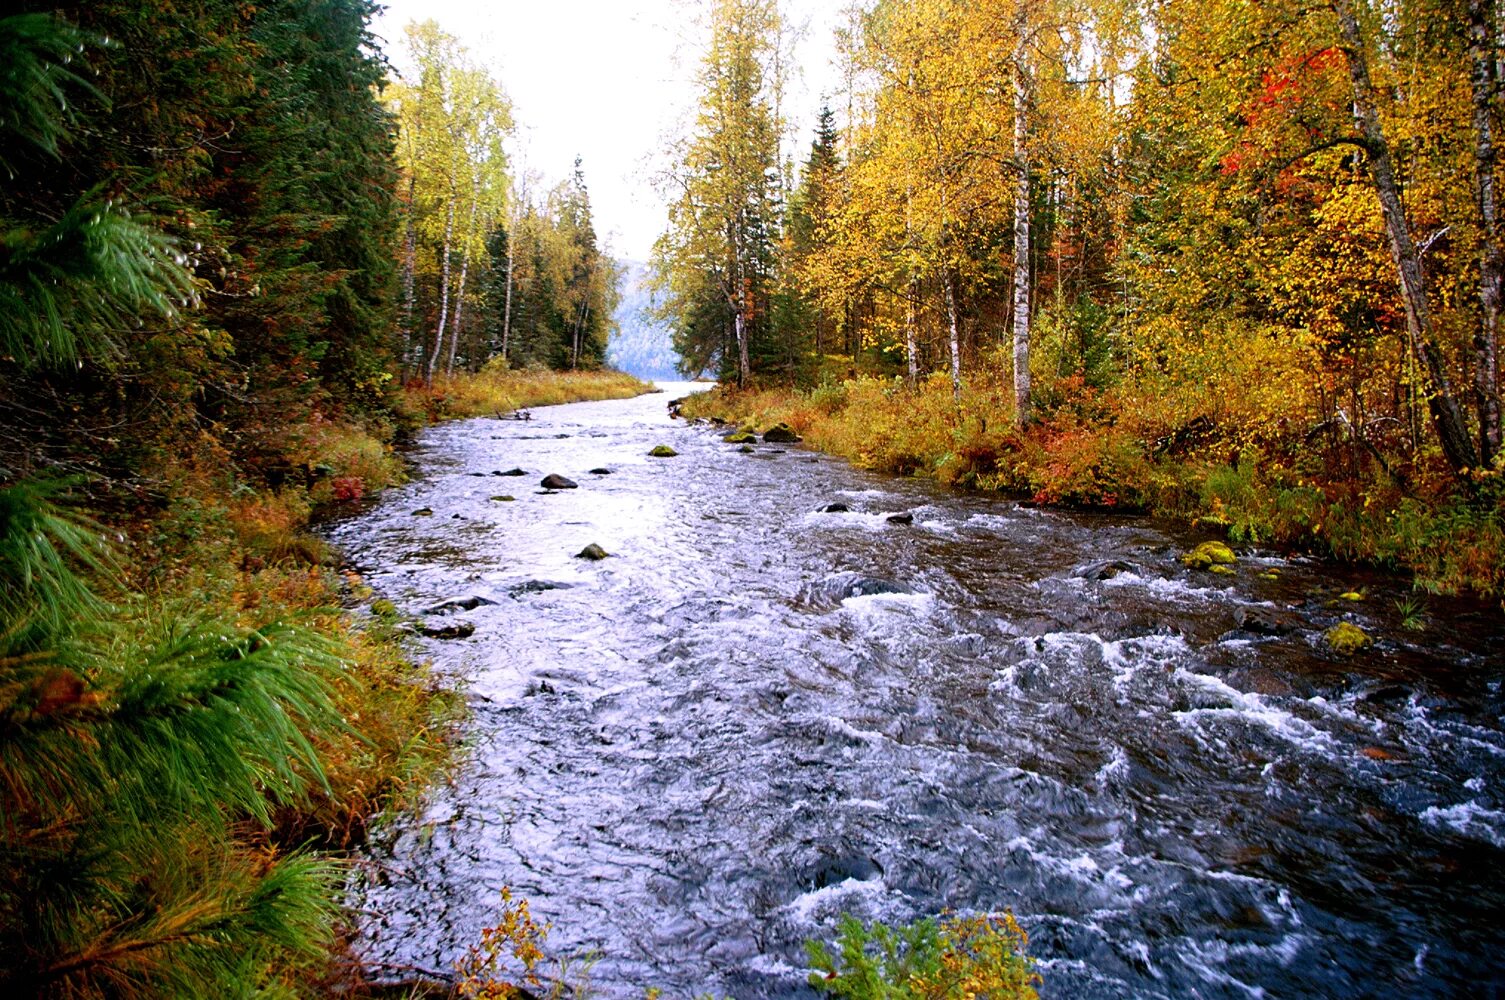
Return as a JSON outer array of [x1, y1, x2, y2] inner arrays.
[[501, 227, 516, 363], [1332, 0, 1479, 476], [429, 192, 456, 385], [1011, 42, 1033, 429], [1469, 0, 1503, 466], [446, 177, 480, 376], [905, 274, 920, 387], [944, 268, 962, 403], [400, 171, 418, 378]]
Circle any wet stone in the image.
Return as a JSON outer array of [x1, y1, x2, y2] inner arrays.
[[819, 502, 850, 513], [576, 543, 610, 561], [540, 474, 578, 490], [495, 468, 527, 477], [886, 512, 915, 525], [1073, 558, 1139, 581], [418, 620, 475, 639]]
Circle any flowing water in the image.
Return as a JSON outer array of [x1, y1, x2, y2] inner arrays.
[[334, 384, 1505, 998]]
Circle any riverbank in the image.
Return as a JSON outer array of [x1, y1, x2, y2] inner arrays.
[[0, 369, 654, 998], [680, 375, 1505, 601]]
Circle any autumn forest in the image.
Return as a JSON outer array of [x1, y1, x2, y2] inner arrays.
[[0, 0, 1502, 995]]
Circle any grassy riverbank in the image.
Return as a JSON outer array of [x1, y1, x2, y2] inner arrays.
[[0, 369, 654, 998], [682, 375, 1505, 600]]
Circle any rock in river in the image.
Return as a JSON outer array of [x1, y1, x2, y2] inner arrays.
[[649, 445, 679, 457], [540, 474, 578, 490], [762, 422, 802, 443], [421, 594, 499, 614], [419, 620, 475, 639], [495, 468, 527, 477], [819, 502, 851, 513], [1073, 559, 1139, 581], [1181, 540, 1236, 570], [576, 543, 610, 561], [886, 512, 915, 525], [1326, 621, 1373, 655]]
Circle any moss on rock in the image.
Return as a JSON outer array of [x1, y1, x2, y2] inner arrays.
[[1181, 540, 1236, 570], [1326, 621, 1373, 655]]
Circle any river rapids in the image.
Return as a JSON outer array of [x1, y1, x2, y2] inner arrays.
[[333, 384, 1505, 998]]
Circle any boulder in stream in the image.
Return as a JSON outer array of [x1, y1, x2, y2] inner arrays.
[[490, 494, 516, 502], [1073, 558, 1138, 581], [1181, 540, 1236, 570], [1232, 606, 1300, 635], [418, 620, 475, 639], [421, 595, 498, 615], [588, 467, 614, 475], [1325, 621, 1373, 655], [819, 502, 851, 513], [886, 512, 915, 525], [723, 431, 758, 444], [649, 445, 678, 457], [411, 507, 433, 517], [576, 543, 610, 561], [540, 474, 578, 489], [495, 468, 527, 476], [762, 423, 802, 443]]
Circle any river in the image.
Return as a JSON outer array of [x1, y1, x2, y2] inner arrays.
[[333, 383, 1505, 998]]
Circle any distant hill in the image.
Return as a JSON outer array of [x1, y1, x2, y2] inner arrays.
[[608, 259, 686, 381], [608, 261, 684, 381]]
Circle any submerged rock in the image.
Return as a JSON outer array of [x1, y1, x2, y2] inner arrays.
[[421, 595, 498, 615], [509, 580, 574, 597], [762, 422, 802, 443], [1325, 621, 1373, 655], [799, 572, 914, 610], [540, 474, 578, 489], [1233, 606, 1299, 635], [588, 467, 614, 475], [419, 620, 475, 639], [576, 543, 610, 561], [1073, 558, 1138, 581], [886, 512, 915, 525], [737, 445, 755, 453], [411, 507, 433, 517], [490, 494, 516, 502], [649, 445, 678, 457], [495, 468, 527, 477], [819, 502, 851, 513], [1181, 540, 1236, 570]]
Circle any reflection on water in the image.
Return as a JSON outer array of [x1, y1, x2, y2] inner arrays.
[[332, 382, 1505, 998]]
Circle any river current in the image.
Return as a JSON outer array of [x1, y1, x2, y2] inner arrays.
[[333, 384, 1505, 998]]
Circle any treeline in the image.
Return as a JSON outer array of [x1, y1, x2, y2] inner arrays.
[[389, 21, 618, 382], [658, 0, 1505, 593]]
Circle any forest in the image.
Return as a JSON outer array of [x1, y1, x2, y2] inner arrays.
[[2, 0, 1502, 995], [659, 0, 1505, 598]]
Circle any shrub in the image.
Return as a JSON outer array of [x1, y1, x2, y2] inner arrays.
[[807, 912, 1040, 1000]]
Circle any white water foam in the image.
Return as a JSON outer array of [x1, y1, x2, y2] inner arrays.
[[1419, 800, 1505, 848], [1172, 669, 1335, 753]]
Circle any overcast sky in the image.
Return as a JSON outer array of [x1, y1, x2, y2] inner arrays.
[[369, 0, 845, 262]]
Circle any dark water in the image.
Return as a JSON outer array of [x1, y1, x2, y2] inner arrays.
[[333, 384, 1505, 998]]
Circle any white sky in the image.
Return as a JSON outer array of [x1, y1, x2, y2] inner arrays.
[[369, 0, 846, 262]]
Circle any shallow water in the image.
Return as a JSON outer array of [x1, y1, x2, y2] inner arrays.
[[333, 383, 1505, 998]]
